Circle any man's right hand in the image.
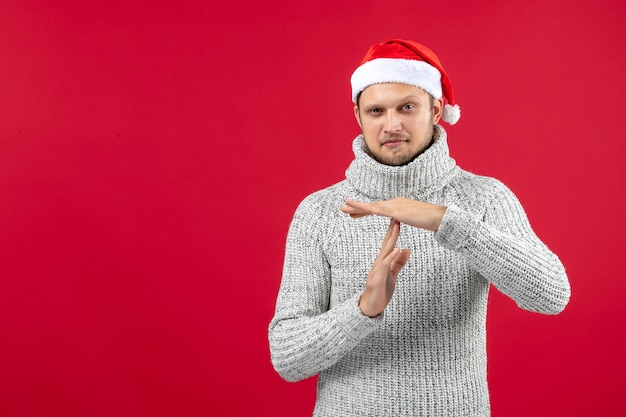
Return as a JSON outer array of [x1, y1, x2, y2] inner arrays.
[[359, 219, 411, 318]]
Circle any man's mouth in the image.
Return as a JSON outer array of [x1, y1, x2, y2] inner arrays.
[[383, 138, 407, 147]]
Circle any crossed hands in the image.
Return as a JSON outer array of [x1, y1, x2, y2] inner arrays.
[[340, 197, 447, 317]]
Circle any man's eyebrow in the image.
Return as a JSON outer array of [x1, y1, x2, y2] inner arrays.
[[397, 94, 425, 102]]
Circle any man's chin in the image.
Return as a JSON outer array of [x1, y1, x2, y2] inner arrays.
[[364, 143, 419, 166], [375, 152, 416, 167]]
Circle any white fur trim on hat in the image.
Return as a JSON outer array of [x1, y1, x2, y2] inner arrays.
[[350, 58, 442, 103]]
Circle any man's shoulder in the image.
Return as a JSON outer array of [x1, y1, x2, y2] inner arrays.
[[297, 180, 349, 212], [286, 180, 349, 234], [452, 169, 512, 196], [446, 169, 524, 217]]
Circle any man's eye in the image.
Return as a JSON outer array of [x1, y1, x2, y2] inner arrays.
[[369, 108, 382, 114], [403, 104, 415, 110]]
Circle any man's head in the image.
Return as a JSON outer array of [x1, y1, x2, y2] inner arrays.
[[350, 39, 460, 166], [351, 39, 460, 124], [354, 83, 442, 166]]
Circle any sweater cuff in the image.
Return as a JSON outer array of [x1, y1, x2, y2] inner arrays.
[[434, 204, 478, 251], [334, 292, 383, 343]]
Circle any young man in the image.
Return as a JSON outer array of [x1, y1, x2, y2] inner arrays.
[[269, 39, 570, 416]]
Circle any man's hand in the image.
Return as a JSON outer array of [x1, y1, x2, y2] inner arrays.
[[341, 197, 447, 232], [359, 219, 410, 318]]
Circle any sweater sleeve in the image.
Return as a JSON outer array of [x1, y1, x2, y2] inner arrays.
[[434, 180, 570, 314], [268, 196, 382, 382]]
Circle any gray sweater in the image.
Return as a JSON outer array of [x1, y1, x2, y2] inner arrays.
[[269, 126, 570, 416]]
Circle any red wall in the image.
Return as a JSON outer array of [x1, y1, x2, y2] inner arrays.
[[1, 1, 625, 416]]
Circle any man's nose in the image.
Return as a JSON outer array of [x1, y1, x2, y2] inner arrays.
[[384, 112, 401, 133]]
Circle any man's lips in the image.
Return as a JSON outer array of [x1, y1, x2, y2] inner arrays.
[[383, 139, 407, 148]]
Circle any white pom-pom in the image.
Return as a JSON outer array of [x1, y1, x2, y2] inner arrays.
[[442, 104, 461, 125]]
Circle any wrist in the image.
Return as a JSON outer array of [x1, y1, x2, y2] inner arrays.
[[358, 293, 381, 318], [430, 205, 447, 231]]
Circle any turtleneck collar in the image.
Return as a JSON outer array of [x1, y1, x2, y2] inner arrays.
[[345, 125, 458, 200]]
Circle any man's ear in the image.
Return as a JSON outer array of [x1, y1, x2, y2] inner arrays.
[[353, 105, 362, 129], [432, 97, 444, 124]]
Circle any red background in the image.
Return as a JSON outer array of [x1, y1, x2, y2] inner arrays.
[[1, 1, 625, 416]]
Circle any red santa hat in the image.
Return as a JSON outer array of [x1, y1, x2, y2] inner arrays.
[[350, 39, 461, 125]]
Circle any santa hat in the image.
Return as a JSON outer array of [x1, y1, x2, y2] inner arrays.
[[350, 39, 461, 125]]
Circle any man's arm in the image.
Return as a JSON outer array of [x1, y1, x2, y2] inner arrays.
[[341, 188, 570, 314], [269, 197, 409, 382]]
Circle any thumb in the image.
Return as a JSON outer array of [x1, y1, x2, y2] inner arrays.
[[390, 249, 410, 275]]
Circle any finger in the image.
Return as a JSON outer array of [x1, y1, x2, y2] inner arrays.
[[381, 247, 401, 267], [343, 198, 366, 208], [390, 249, 410, 275], [379, 220, 401, 257], [381, 219, 399, 247], [344, 199, 378, 215], [348, 213, 370, 219], [340, 205, 368, 217]]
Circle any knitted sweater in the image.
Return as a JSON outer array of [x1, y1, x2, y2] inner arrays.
[[268, 126, 570, 416]]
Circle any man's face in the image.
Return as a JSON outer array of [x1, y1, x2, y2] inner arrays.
[[354, 83, 443, 166]]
